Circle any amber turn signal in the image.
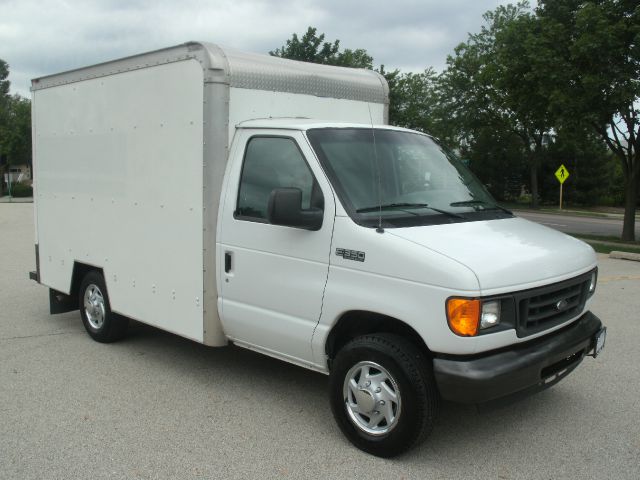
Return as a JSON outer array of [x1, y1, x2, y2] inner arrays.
[[446, 298, 481, 336]]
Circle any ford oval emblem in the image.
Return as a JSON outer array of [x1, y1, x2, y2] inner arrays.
[[556, 299, 569, 311]]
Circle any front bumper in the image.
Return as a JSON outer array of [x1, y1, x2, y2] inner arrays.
[[433, 311, 603, 404]]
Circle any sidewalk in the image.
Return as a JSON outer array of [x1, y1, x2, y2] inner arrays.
[[507, 205, 640, 220]]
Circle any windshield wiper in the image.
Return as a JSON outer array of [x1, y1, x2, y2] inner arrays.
[[356, 203, 465, 219], [449, 200, 512, 215]]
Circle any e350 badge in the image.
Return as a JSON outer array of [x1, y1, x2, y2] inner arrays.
[[335, 248, 365, 262]]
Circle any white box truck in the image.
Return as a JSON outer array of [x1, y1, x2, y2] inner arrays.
[[30, 42, 606, 457]]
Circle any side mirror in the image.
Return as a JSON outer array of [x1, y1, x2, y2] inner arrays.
[[267, 188, 323, 231]]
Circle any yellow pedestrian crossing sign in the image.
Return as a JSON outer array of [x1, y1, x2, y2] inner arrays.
[[555, 165, 569, 184]]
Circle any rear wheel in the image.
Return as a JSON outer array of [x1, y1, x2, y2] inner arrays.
[[329, 333, 438, 457], [78, 271, 128, 343]]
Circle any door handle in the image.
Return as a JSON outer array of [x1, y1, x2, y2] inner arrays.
[[225, 252, 232, 273]]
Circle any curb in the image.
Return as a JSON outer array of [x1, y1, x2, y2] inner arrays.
[[609, 251, 640, 262]]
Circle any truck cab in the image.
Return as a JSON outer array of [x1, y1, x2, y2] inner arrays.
[[217, 119, 604, 455]]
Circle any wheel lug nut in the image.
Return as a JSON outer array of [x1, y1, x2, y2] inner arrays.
[[364, 381, 371, 387], [379, 400, 385, 405], [375, 387, 381, 393]]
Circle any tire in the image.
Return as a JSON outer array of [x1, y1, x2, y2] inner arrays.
[[78, 270, 128, 343], [329, 333, 438, 457]]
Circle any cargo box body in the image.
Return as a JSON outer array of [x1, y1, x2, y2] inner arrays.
[[31, 42, 388, 345]]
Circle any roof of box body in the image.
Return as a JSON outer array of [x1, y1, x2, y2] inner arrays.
[[31, 41, 389, 105], [236, 118, 417, 133]]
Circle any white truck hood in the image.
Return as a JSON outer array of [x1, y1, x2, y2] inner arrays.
[[388, 217, 596, 292]]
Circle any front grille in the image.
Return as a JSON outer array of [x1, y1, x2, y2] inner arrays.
[[515, 272, 592, 337]]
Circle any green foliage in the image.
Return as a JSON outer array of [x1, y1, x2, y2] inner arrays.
[[438, 2, 552, 208], [534, 0, 639, 238], [0, 59, 11, 137], [9, 181, 32, 197], [541, 130, 620, 206], [536, 0, 639, 130], [271, 17, 631, 219], [1, 95, 32, 166], [0, 59, 32, 196], [461, 129, 529, 202], [0, 59, 9, 98], [379, 66, 443, 136], [270, 27, 373, 69]]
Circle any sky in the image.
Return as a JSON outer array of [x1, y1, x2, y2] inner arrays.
[[1, 0, 520, 98]]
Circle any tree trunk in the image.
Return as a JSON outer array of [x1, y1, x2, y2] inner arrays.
[[529, 161, 539, 209], [621, 167, 638, 241], [527, 135, 544, 209]]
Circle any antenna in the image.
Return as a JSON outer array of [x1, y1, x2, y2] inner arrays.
[[367, 103, 384, 234]]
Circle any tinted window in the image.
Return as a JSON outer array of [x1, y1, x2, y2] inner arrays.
[[236, 137, 315, 220]]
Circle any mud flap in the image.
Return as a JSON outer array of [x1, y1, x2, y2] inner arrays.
[[49, 288, 77, 314]]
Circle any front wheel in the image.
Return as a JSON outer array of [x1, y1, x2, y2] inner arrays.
[[78, 271, 128, 343], [329, 334, 438, 457]]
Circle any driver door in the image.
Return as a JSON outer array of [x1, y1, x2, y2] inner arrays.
[[218, 129, 335, 365]]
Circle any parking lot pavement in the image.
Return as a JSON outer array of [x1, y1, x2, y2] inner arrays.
[[1, 203, 639, 480]]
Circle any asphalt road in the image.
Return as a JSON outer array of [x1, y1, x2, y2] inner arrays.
[[2, 203, 639, 480], [514, 210, 639, 238]]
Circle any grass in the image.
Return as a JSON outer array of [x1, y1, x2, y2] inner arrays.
[[587, 242, 640, 255], [566, 232, 640, 246], [536, 208, 611, 218], [564, 232, 640, 255]]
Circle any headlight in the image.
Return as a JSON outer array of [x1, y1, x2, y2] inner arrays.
[[480, 300, 501, 329], [588, 270, 597, 296], [446, 298, 502, 336]]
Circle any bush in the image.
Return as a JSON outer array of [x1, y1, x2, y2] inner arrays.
[[517, 193, 532, 204], [10, 182, 33, 197]]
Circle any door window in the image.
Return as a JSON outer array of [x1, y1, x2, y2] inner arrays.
[[236, 137, 318, 221]]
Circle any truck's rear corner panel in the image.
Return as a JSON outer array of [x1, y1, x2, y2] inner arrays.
[[32, 58, 206, 342]]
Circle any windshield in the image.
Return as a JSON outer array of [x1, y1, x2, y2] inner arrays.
[[306, 128, 509, 228]]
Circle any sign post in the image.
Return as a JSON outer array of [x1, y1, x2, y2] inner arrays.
[[554, 164, 570, 210]]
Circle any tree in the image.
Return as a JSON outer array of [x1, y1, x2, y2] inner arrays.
[[0, 59, 11, 195], [462, 126, 529, 202], [438, 2, 553, 208], [270, 27, 373, 69], [271, 28, 446, 141], [534, 0, 640, 239], [0, 60, 10, 137], [380, 66, 443, 135], [0, 59, 32, 196], [543, 129, 617, 207], [0, 60, 9, 98], [3, 95, 32, 166]]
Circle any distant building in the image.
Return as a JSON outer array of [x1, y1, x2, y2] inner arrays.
[[4, 164, 32, 184]]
